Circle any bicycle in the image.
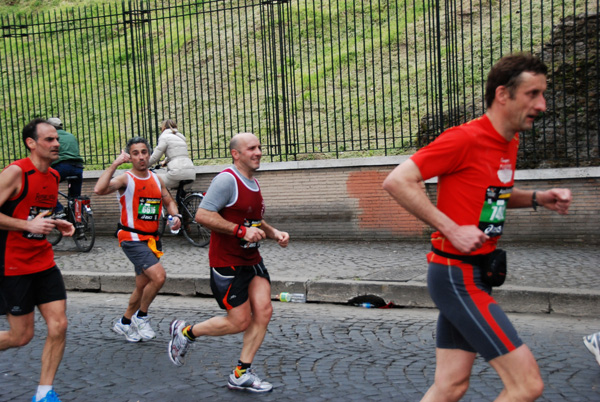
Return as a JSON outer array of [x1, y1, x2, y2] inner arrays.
[[47, 176, 96, 252], [155, 173, 211, 247]]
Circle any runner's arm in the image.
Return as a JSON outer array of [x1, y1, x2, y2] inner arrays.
[[196, 208, 266, 243], [159, 176, 181, 230], [261, 220, 289, 248], [508, 187, 571, 215], [382, 159, 488, 253], [94, 150, 129, 195], [0, 165, 56, 234]]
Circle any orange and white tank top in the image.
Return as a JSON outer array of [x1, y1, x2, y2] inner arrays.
[[117, 171, 162, 243]]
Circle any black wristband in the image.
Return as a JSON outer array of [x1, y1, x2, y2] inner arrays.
[[532, 191, 538, 211]]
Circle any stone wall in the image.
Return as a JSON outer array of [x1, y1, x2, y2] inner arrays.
[[81, 156, 600, 243]]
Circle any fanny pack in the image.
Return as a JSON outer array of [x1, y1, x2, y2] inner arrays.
[[431, 247, 507, 287], [115, 223, 159, 238], [115, 223, 163, 258]]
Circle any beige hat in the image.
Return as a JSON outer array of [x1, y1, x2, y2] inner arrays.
[[47, 117, 62, 129]]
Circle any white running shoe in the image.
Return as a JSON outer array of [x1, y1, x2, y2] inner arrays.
[[227, 368, 273, 393], [583, 332, 600, 366], [131, 313, 156, 341], [168, 319, 191, 366], [113, 319, 141, 342]]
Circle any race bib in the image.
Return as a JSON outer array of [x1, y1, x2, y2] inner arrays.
[[138, 197, 161, 221], [478, 186, 512, 237], [24, 206, 54, 240], [240, 219, 262, 249]]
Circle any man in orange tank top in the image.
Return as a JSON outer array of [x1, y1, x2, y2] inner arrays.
[[95, 137, 181, 343], [0, 118, 75, 402]]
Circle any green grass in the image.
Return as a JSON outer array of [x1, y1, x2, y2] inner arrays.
[[0, 0, 596, 167]]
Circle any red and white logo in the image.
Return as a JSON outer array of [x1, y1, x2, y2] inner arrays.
[[497, 158, 513, 183]]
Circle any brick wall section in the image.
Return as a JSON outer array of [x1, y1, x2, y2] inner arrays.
[[82, 159, 600, 244]]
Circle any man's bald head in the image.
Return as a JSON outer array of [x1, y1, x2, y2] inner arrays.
[[229, 132, 258, 152]]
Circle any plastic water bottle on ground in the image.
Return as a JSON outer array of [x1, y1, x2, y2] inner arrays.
[[278, 292, 306, 303], [168, 215, 180, 234]]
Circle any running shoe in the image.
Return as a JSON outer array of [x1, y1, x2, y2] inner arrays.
[[112, 319, 141, 342], [227, 367, 273, 393], [131, 313, 156, 341], [168, 319, 190, 366], [31, 389, 62, 402], [583, 332, 600, 366]]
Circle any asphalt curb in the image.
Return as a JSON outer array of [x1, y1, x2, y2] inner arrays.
[[62, 272, 600, 317]]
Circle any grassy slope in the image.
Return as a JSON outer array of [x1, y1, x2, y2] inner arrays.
[[0, 0, 595, 167]]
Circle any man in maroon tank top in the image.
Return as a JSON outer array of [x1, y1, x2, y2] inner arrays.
[[0, 118, 75, 402], [167, 133, 290, 393]]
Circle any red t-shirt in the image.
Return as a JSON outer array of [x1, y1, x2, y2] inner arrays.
[[208, 168, 265, 267], [0, 157, 58, 276], [410, 115, 518, 262]]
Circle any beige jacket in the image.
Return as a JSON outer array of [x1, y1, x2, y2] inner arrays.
[[149, 129, 196, 189]]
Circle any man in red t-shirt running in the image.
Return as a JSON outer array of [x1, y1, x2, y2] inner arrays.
[[383, 54, 572, 401], [0, 118, 75, 402], [167, 132, 289, 393]]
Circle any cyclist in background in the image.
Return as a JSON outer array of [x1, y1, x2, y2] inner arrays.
[[47, 117, 84, 218], [149, 119, 196, 193], [94, 137, 181, 343]]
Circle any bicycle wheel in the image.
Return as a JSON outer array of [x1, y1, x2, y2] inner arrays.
[[73, 207, 96, 252], [181, 194, 210, 247], [157, 209, 167, 238], [47, 227, 63, 246]]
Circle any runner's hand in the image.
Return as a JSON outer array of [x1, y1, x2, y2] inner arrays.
[[54, 219, 75, 237], [539, 188, 571, 215], [272, 230, 289, 248], [446, 225, 489, 254], [244, 226, 266, 243], [115, 149, 130, 165], [26, 211, 56, 235]]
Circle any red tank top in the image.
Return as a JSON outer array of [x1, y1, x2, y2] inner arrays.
[[0, 158, 58, 276], [117, 171, 163, 243], [209, 168, 265, 267]]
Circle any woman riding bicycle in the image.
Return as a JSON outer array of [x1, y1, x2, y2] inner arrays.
[[149, 119, 196, 191]]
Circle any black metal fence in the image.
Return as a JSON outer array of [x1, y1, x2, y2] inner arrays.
[[1, 0, 598, 169]]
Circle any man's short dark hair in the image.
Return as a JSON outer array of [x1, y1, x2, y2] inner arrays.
[[125, 136, 151, 154], [485, 53, 548, 108], [22, 118, 50, 151]]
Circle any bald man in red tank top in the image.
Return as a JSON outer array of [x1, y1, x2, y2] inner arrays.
[[167, 133, 289, 393]]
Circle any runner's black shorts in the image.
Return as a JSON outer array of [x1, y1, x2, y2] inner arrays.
[[427, 261, 523, 361], [0, 266, 67, 316], [210, 260, 270, 310]]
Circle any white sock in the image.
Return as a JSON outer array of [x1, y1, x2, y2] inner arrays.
[[36, 385, 53, 401]]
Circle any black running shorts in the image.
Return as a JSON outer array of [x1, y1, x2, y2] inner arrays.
[[0, 266, 67, 316], [210, 260, 270, 310], [427, 262, 523, 361]]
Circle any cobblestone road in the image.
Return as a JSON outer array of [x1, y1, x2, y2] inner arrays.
[[1, 293, 599, 401]]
